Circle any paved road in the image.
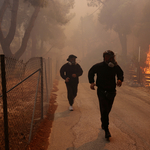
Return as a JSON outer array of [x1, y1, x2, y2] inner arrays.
[[48, 79, 150, 150]]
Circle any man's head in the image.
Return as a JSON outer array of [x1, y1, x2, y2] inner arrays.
[[103, 50, 117, 67], [67, 54, 77, 64]]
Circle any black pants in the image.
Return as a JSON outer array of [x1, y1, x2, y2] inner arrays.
[[97, 88, 116, 129], [66, 83, 78, 106]]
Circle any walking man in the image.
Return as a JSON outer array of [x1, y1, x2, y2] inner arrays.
[[60, 54, 83, 111], [88, 50, 124, 138]]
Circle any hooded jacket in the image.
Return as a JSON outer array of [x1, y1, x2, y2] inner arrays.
[[60, 62, 83, 84]]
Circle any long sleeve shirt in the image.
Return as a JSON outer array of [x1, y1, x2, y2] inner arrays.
[[88, 61, 124, 91], [60, 63, 83, 84]]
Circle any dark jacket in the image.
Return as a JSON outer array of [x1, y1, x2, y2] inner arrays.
[[88, 61, 124, 91], [60, 62, 83, 84]]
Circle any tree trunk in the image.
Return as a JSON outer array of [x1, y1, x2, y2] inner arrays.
[[14, 6, 40, 60], [1, 42, 13, 57], [0, 0, 19, 58], [118, 32, 127, 59], [0, 0, 9, 23], [0, 0, 10, 54], [5, 0, 19, 45], [31, 30, 38, 57]]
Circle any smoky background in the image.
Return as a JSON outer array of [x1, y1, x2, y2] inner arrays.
[[1, 0, 150, 149], [0, 0, 150, 84], [63, 0, 150, 84]]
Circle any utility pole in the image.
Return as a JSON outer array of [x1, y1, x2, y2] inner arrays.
[[137, 46, 141, 84], [81, 17, 84, 58]]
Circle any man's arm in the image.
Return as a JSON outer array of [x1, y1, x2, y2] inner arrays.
[[60, 64, 70, 82], [116, 65, 124, 87], [88, 65, 97, 90], [60, 64, 67, 80]]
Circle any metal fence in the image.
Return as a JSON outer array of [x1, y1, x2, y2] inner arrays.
[[0, 55, 59, 150]]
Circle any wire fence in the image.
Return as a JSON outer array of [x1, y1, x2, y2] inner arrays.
[[0, 55, 59, 150]]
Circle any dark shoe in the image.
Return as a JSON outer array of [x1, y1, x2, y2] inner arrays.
[[105, 129, 111, 138]]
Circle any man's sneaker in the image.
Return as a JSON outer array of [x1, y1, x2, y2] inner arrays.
[[105, 129, 111, 138], [69, 106, 73, 111]]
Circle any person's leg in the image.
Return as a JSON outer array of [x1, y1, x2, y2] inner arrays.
[[72, 83, 78, 99], [97, 89, 108, 129], [105, 92, 116, 138], [97, 89, 116, 138], [66, 84, 74, 106], [97, 89, 116, 129], [105, 91, 116, 126]]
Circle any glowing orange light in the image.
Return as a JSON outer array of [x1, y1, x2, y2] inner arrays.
[[144, 45, 150, 74]]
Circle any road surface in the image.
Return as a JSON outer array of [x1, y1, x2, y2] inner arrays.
[[48, 79, 150, 150]]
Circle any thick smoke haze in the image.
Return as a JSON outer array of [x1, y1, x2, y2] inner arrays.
[[0, 0, 150, 80], [61, 0, 150, 82], [1, 2, 150, 150], [64, 0, 97, 38]]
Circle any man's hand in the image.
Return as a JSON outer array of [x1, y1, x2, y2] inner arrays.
[[90, 83, 96, 90], [116, 80, 122, 87], [65, 77, 70, 82], [72, 74, 77, 78]]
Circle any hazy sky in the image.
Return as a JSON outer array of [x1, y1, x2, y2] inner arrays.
[[62, 0, 100, 61], [64, 0, 98, 38]]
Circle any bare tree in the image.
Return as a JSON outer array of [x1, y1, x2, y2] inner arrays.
[[29, 0, 75, 58], [0, 0, 45, 59], [0, 0, 74, 60]]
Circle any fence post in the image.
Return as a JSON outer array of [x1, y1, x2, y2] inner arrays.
[[137, 46, 141, 84], [40, 57, 43, 119], [56, 59, 60, 80], [48, 57, 50, 94], [49, 58, 53, 92], [44, 60, 49, 103], [55, 58, 57, 76], [28, 71, 41, 143], [0, 55, 9, 150]]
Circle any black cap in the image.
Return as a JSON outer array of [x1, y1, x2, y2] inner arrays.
[[67, 54, 77, 61], [103, 50, 115, 58]]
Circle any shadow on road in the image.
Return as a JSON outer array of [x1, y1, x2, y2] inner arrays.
[[66, 130, 110, 150], [54, 110, 71, 120]]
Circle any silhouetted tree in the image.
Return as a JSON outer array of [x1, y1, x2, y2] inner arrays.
[[29, 0, 75, 57], [0, 0, 46, 59], [87, 0, 104, 7], [98, 0, 135, 59], [134, 0, 150, 51], [0, 0, 74, 60]]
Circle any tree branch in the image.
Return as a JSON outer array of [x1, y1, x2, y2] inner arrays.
[[15, 6, 40, 59], [5, 0, 19, 45], [0, 0, 9, 43], [42, 44, 55, 57], [0, 0, 9, 23]]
